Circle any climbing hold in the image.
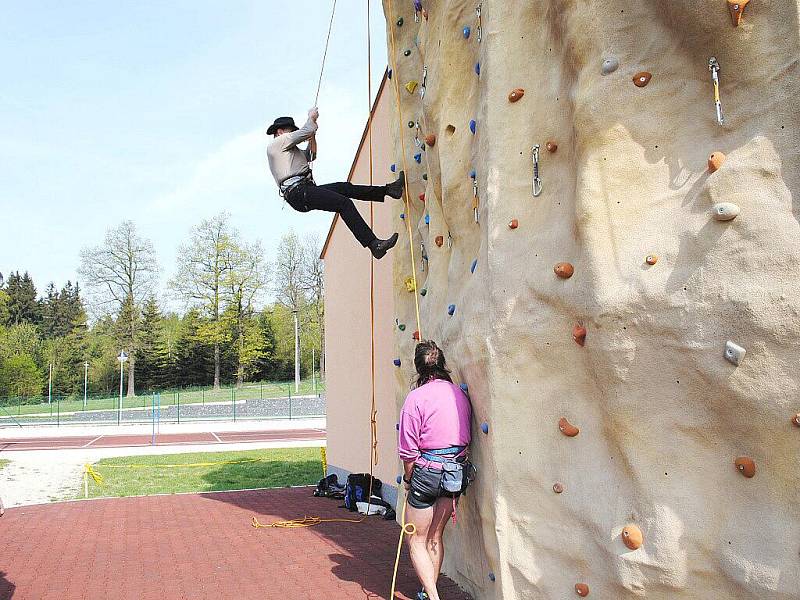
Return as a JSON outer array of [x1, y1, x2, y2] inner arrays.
[[424, 213, 430, 225], [712, 202, 740, 221], [554, 262, 575, 279], [463, 26, 471, 39], [419, 192, 426, 202], [388, 69, 393, 80], [572, 324, 587, 347], [724, 340, 746, 365], [405, 80, 418, 94], [488, 572, 496, 582], [471, 259, 478, 273], [633, 72, 652, 87], [404, 277, 416, 293], [400, 213, 405, 220], [508, 88, 525, 102], [622, 525, 643, 550], [414, 153, 422, 163], [469, 169, 476, 179], [481, 422, 489, 434], [475, 62, 480, 75], [546, 140, 558, 153], [553, 482, 564, 494], [645, 255, 658, 266], [575, 583, 589, 597], [404, 49, 412, 57], [509, 219, 519, 229], [448, 304, 456, 316], [422, 8, 428, 19], [728, 0, 750, 26], [424, 133, 436, 147], [735, 456, 756, 478], [435, 235, 444, 247], [407, 120, 415, 128], [412, 330, 420, 341], [470, 119, 476, 134], [397, 17, 404, 26], [791, 413, 800, 427], [393, 358, 402, 367], [398, 324, 406, 332], [558, 417, 579, 437], [422, 173, 428, 181], [396, 422, 400, 431], [390, 163, 397, 173], [708, 151, 726, 173], [460, 383, 469, 393], [420, 287, 427, 296], [601, 57, 619, 75]]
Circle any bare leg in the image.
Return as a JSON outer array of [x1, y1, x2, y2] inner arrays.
[[406, 502, 441, 600], [428, 497, 454, 581], [0, 494, 4, 516]]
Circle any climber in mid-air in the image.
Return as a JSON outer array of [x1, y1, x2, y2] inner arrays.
[[266, 107, 404, 259]]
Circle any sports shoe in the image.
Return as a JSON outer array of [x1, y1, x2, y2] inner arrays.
[[369, 233, 399, 259], [385, 172, 406, 199]]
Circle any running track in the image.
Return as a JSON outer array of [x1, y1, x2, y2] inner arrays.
[[0, 428, 326, 452]]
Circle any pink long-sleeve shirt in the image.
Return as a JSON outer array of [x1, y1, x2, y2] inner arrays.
[[398, 378, 472, 470]]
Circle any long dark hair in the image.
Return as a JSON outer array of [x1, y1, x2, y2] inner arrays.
[[413, 340, 452, 388]]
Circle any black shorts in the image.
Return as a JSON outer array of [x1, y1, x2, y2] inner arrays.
[[407, 465, 460, 509]]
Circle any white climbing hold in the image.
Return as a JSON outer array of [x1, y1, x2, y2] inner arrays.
[[724, 340, 746, 366], [712, 202, 740, 221], [601, 57, 619, 75]]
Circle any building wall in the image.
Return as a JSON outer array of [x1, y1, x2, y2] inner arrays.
[[322, 79, 400, 505]]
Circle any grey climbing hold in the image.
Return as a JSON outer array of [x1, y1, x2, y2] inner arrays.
[[488, 572, 496, 582], [602, 57, 619, 75], [448, 304, 456, 316], [712, 202, 740, 221], [724, 340, 746, 366], [420, 287, 427, 296]]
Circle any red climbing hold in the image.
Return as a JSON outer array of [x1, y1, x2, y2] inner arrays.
[[633, 72, 652, 87], [422, 8, 428, 20], [424, 133, 436, 147], [728, 0, 750, 26], [735, 456, 756, 478], [558, 417, 579, 437], [554, 262, 574, 279], [419, 192, 426, 203], [622, 525, 643, 550], [553, 482, 564, 494], [412, 330, 420, 341], [792, 413, 800, 427], [508, 219, 519, 229], [575, 583, 590, 597], [546, 141, 558, 153], [508, 88, 525, 102], [435, 235, 444, 247], [572, 324, 587, 347], [708, 151, 726, 173]]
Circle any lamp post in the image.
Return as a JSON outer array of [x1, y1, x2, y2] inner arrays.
[[83, 362, 89, 411], [48, 363, 52, 404], [292, 309, 300, 394], [117, 351, 128, 426]]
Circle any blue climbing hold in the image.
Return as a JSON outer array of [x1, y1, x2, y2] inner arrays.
[[396, 475, 402, 485], [414, 0, 422, 11], [469, 169, 476, 179], [471, 259, 478, 273], [424, 213, 430, 225], [463, 26, 471, 39], [481, 422, 489, 434], [390, 163, 397, 173], [414, 153, 422, 163], [393, 358, 402, 367], [469, 119, 476, 134], [388, 68, 393, 80], [475, 62, 480, 76], [400, 213, 405, 220], [488, 572, 496, 582], [460, 383, 469, 393], [448, 304, 456, 316]]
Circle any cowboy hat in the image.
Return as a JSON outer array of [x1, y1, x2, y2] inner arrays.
[[266, 116, 299, 135]]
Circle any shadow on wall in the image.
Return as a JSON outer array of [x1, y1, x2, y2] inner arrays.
[[0, 570, 15, 600]]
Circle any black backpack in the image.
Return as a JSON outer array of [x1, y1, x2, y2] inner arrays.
[[343, 473, 382, 511], [314, 473, 345, 499]]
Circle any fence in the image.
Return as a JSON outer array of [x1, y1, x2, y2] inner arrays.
[[0, 379, 326, 427]]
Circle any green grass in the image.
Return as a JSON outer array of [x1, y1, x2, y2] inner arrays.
[[81, 447, 324, 499], [0, 459, 8, 471], [1, 378, 325, 417]]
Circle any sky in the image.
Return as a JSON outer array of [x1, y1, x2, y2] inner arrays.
[[0, 1, 388, 304]]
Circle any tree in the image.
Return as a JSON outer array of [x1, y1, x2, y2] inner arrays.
[[79, 221, 159, 396], [173, 309, 213, 387], [274, 231, 307, 312], [5, 271, 41, 325], [300, 233, 325, 378], [0, 354, 42, 399], [171, 213, 237, 389], [136, 297, 170, 392]]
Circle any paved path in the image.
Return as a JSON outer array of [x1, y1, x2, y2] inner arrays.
[[0, 487, 473, 600]]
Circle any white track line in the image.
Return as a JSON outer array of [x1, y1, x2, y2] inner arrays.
[[82, 435, 103, 448], [210, 432, 222, 443]]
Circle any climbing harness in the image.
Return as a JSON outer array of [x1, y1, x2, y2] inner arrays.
[[532, 145, 543, 197], [708, 57, 724, 125], [476, 4, 482, 43]]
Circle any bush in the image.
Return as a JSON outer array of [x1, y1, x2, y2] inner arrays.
[[0, 353, 43, 398]]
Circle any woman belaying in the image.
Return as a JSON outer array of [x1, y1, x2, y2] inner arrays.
[[398, 341, 474, 600], [266, 107, 405, 259]]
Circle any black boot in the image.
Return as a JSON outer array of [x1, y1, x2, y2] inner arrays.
[[369, 233, 399, 259], [385, 172, 406, 199]]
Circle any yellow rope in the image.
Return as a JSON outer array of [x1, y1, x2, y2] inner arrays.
[[314, 0, 338, 106]]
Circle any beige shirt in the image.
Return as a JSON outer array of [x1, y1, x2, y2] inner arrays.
[[266, 117, 318, 186]]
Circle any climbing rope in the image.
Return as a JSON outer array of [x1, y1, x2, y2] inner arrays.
[[314, 0, 338, 107]]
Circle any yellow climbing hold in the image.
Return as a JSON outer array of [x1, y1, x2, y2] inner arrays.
[[404, 276, 417, 292], [405, 80, 419, 94]]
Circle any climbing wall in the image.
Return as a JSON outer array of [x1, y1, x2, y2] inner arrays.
[[384, 1, 800, 598]]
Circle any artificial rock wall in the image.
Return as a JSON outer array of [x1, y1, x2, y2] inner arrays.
[[384, 1, 800, 599]]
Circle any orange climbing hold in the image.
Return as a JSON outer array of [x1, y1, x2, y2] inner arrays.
[[509, 219, 519, 229], [633, 72, 652, 87], [792, 413, 800, 427], [646, 255, 658, 266], [435, 235, 444, 247], [546, 141, 558, 153], [622, 525, 643, 550], [735, 456, 756, 478], [412, 330, 420, 341], [508, 88, 525, 102], [728, 0, 750, 26], [424, 133, 436, 147], [572, 324, 587, 347], [708, 151, 726, 173], [553, 482, 564, 494], [558, 417, 579, 437], [575, 583, 590, 597], [422, 8, 428, 19], [554, 262, 574, 279]]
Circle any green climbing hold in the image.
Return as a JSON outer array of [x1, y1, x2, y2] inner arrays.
[[397, 17, 404, 26]]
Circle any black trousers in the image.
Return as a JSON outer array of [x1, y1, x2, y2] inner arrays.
[[285, 181, 387, 247]]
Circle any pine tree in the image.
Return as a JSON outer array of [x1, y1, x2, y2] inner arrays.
[[173, 309, 214, 387], [6, 271, 41, 325], [136, 297, 170, 392]]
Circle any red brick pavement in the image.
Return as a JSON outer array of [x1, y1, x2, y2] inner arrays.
[[0, 487, 473, 600]]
